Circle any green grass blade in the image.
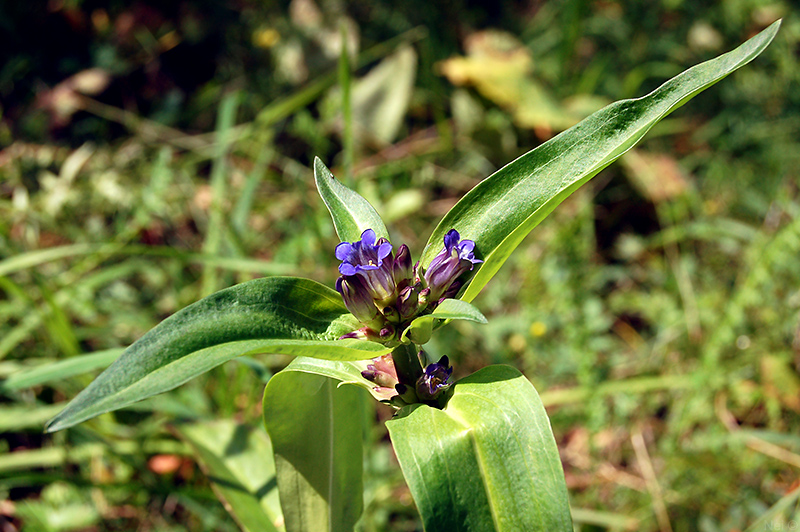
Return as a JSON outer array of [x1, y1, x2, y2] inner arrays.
[[175, 420, 282, 532], [0, 404, 67, 432], [202, 91, 241, 296], [387, 365, 572, 531], [0, 348, 122, 392], [420, 20, 781, 303], [263, 370, 365, 532], [339, 24, 354, 183], [744, 483, 800, 532], [45, 277, 390, 432], [314, 157, 389, 242], [232, 148, 272, 236], [0, 243, 295, 278]]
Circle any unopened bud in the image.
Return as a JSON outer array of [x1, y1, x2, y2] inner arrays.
[[396, 285, 420, 321]]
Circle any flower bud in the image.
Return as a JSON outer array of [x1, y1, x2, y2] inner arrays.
[[361, 354, 401, 401], [396, 285, 419, 322], [379, 325, 396, 342], [336, 276, 381, 326], [361, 354, 398, 388], [393, 244, 413, 288], [382, 304, 399, 323]]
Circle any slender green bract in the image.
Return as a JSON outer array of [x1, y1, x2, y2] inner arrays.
[[263, 370, 366, 532], [387, 365, 572, 531], [314, 157, 389, 242], [46, 277, 389, 432], [420, 21, 781, 303]]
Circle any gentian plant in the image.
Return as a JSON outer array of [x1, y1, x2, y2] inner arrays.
[[46, 22, 779, 532]]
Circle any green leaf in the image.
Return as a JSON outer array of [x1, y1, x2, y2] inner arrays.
[[314, 157, 389, 242], [420, 21, 781, 302], [276, 356, 386, 401], [46, 277, 390, 433], [175, 420, 282, 532], [431, 298, 488, 323], [387, 365, 572, 531], [401, 298, 488, 344], [263, 370, 366, 532]]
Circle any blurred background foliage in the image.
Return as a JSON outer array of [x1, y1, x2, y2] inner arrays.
[[1, 0, 798, 531]]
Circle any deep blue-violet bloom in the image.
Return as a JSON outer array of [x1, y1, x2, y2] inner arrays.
[[335, 229, 396, 302], [416, 356, 453, 401], [423, 229, 482, 303]]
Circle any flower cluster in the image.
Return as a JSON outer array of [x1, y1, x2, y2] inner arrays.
[[335, 228, 479, 406], [334, 228, 479, 407], [335, 228, 481, 344]]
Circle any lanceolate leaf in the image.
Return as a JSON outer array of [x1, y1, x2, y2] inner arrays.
[[46, 277, 389, 432], [387, 365, 572, 532], [420, 21, 781, 303], [263, 370, 366, 532], [314, 157, 389, 242]]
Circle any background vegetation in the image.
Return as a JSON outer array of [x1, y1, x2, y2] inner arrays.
[[1, 1, 798, 530]]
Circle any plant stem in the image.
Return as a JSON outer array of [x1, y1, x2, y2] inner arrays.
[[391, 343, 423, 388]]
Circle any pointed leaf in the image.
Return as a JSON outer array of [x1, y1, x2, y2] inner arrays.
[[263, 370, 366, 532], [387, 365, 572, 531], [276, 356, 386, 401], [420, 21, 781, 302], [314, 157, 389, 242], [431, 298, 488, 322], [401, 298, 487, 344], [46, 277, 390, 432], [175, 420, 282, 532]]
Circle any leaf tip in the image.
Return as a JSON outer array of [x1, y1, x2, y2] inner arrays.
[[313, 156, 331, 180], [43, 416, 63, 434]]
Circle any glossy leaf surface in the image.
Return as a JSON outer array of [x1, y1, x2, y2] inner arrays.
[[402, 298, 488, 344], [430, 298, 488, 322], [420, 21, 780, 302], [263, 370, 366, 532], [314, 157, 389, 242], [46, 277, 389, 432], [175, 420, 282, 532], [275, 356, 384, 400], [387, 365, 572, 531]]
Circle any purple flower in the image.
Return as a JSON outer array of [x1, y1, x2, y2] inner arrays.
[[415, 356, 453, 401], [335, 276, 380, 327], [335, 229, 396, 302], [423, 229, 482, 303]]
